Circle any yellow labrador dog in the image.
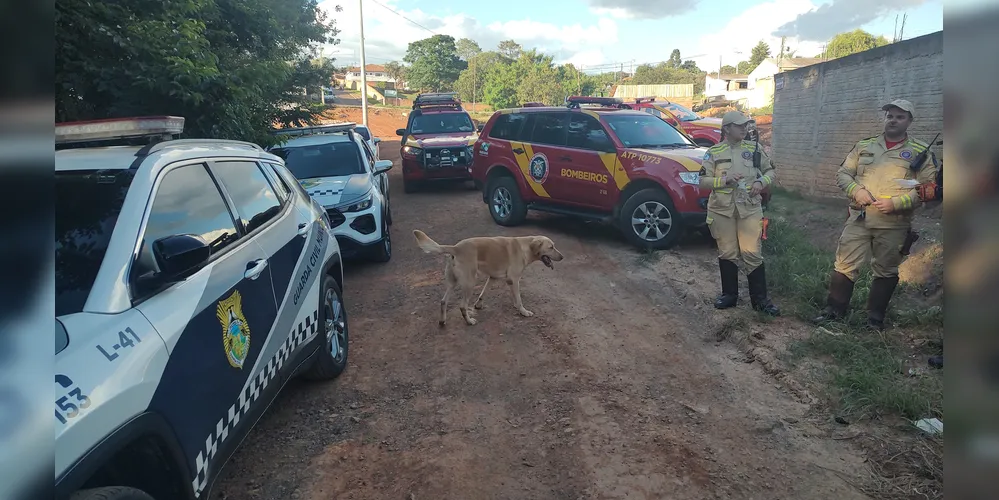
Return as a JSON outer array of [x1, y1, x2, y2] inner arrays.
[[413, 229, 564, 326]]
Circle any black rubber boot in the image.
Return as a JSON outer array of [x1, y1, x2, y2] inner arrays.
[[811, 271, 855, 323], [867, 276, 900, 331], [714, 259, 739, 309], [747, 264, 780, 316]]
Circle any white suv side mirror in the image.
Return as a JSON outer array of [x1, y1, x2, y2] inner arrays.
[[374, 159, 393, 174], [373, 137, 381, 144]]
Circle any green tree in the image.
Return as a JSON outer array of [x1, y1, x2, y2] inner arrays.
[[383, 60, 406, 87], [403, 34, 466, 92], [455, 38, 481, 61], [720, 64, 737, 75], [680, 60, 699, 72], [55, 0, 342, 146], [736, 61, 753, 74], [497, 39, 522, 60], [824, 29, 890, 59], [668, 49, 682, 68], [747, 40, 772, 73], [482, 61, 520, 109], [454, 51, 504, 103], [630, 62, 706, 94]]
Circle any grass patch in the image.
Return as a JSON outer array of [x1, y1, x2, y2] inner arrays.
[[762, 201, 942, 422]]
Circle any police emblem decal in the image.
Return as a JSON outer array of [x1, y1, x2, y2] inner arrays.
[[218, 290, 251, 369], [742, 151, 752, 160], [529, 153, 549, 183], [900, 149, 912, 160]]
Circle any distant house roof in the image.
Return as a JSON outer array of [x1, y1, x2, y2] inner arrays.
[[709, 73, 749, 80], [776, 57, 824, 70], [347, 64, 387, 73]]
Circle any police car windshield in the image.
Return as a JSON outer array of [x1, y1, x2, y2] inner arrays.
[[410, 113, 475, 135], [55, 169, 136, 316], [603, 114, 696, 149], [667, 103, 701, 121], [271, 142, 365, 179]]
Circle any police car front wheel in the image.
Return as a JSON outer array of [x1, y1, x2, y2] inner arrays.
[[302, 275, 349, 380], [619, 188, 682, 250], [70, 486, 156, 500]]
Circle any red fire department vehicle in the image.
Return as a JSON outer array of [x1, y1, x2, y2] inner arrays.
[[395, 92, 480, 193]]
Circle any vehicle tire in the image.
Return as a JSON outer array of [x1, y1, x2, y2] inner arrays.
[[385, 194, 393, 226], [70, 486, 156, 500], [618, 188, 683, 250], [695, 139, 715, 148], [486, 175, 528, 226], [368, 219, 392, 263], [301, 275, 349, 381]]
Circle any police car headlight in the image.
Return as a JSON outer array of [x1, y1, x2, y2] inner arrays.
[[679, 172, 700, 185], [340, 194, 373, 213]]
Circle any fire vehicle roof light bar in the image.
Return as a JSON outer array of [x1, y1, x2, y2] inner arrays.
[[565, 95, 628, 109], [633, 96, 659, 103], [521, 102, 546, 107], [270, 122, 357, 137], [55, 116, 185, 145]]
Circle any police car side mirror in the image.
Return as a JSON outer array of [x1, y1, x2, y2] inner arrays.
[[374, 159, 393, 174], [395, 128, 406, 136], [373, 137, 381, 144], [153, 234, 211, 281]]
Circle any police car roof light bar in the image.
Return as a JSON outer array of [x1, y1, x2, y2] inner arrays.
[[270, 122, 357, 137], [565, 95, 627, 109], [55, 116, 185, 145]]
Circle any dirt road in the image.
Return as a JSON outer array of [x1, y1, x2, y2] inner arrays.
[[214, 141, 870, 499]]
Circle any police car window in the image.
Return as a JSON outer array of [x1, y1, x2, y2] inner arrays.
[[354, 127, 371, 141], [132, 164, 239, 294], [56, 169, 137, 316], [529, 112, 568, 146], [357, 138, 376, 168], [211, 161, 283, 234], [261, 162, 291, 201], [488, 113, 528, 141], [271, 142, 365, 179], [602, 113, 694, 148], [567, 114, 613, 151]]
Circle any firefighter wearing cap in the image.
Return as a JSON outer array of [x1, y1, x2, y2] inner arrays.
[[699, 110, 780, 315], [812, 99, 939, 330]]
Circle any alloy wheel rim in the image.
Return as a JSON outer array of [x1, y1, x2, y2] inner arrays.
[[631, 201, 673, 242]]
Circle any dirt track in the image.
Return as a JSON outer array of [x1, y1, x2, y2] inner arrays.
[[214, 140, 871, 500]]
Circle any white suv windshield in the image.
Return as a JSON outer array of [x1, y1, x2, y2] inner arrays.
[[56, 169, 136, 316], [271, 142, 365, 179]]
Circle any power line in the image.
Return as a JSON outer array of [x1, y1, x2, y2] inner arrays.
[[367, 0, 437, 35]]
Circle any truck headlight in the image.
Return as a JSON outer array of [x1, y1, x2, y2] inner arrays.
[[402, 145, 423, 156], [679, 172, 700, 185], [339, 194, 373, 213]]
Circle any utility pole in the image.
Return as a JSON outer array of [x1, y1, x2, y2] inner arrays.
[[472, 57, 476, 112], [358, 0, 368, 128]]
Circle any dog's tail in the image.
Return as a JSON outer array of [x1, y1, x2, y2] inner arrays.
[[413, 229, 456, 255]]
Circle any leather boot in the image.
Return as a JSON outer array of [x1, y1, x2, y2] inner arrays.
[[867, 276, 900, 331], [747, 264, 780, 316], [714, 259, 739, 309], [811, 271, 855, 323]]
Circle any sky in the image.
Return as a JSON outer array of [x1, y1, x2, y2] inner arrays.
[[317, 0, 943, 74]]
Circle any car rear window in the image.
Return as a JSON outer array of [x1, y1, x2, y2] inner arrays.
[[56, 169, 136, 316], [271, 142, 365, 179], [602, 113, 695, 148]]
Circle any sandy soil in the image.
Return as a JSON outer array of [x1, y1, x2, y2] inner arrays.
[[211, 140, 875, 500]]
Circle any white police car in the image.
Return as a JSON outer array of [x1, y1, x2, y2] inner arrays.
[[55, 116, 350, 500], [269, 123, 394, 263]]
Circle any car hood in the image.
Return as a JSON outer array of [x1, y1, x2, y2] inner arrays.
[[297, 174, 372, 208], [687, 117, 722, 128], [404, 132, 478, 148], [628, 147, 706, 172]]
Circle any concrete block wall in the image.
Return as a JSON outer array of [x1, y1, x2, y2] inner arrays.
[[771, 31, 943, 199]]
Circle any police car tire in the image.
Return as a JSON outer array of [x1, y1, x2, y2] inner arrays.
[[70, 486, 156, 500], [301, 275, 349, 380], [619, 188, 683, 250], [487, 176, 528, 226], [369, 222, 392, 263]]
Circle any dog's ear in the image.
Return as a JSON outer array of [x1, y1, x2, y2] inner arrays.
[[529, 238, 543, 256]]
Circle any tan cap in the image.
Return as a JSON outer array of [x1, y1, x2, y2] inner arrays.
[[721, 110, 751, 126], [882, 99, 915, 117]]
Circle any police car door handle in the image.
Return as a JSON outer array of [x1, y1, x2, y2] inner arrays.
[[298, 221, 312, 236], [244, 259, 268, 280], [512, 147, 524, 154]]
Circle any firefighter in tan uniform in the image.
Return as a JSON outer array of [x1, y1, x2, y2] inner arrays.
[[699, 111, 780, 315], [812, 99, 939, 330]]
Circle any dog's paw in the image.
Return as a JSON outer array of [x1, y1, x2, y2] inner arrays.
[[519, 308, 534, 317], [465, 317, 478, 326]]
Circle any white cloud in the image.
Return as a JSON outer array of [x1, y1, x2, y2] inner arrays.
[[691, 0, 831, 69], [587, 0, 700, 19], [318, 0, 616, 68], [774, 0, 926, 41]]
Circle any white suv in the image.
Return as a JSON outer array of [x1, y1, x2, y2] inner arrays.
[[269, 123, 394, 263], [54, 116, 350, 500]]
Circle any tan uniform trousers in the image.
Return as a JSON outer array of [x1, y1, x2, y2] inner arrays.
[[707, 209, 764, 273], [833, 219, 908, 281]]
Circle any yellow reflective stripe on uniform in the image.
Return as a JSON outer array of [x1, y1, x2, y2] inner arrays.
[[716, 188, 733, 194], [708, 143, 730, 154], [713, 177, 722, 188], [901, 194, 913, 209], [761, 174, 773, 185], [846, 182, 858, 195], [597, 152, 630, 190], [510, 141, 550, 198]]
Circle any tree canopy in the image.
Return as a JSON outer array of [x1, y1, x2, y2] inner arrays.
[[402, 34, 466, 92], [55, 0, 342, 147], [824, 29, 891, 59]]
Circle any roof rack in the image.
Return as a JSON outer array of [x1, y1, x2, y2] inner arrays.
[[565, 96, 630, 109], [138, 138, 264, 157], [270, 122, 357, 138], [521, 102, 546, 107], [56, 116, 185, 149], [413, 92, 463, 111]]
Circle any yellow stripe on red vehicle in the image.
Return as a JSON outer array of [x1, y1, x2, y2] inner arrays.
[[659, 153, 703, 172], [511, 141, 550, 198], [597, 152, 630, 191]]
